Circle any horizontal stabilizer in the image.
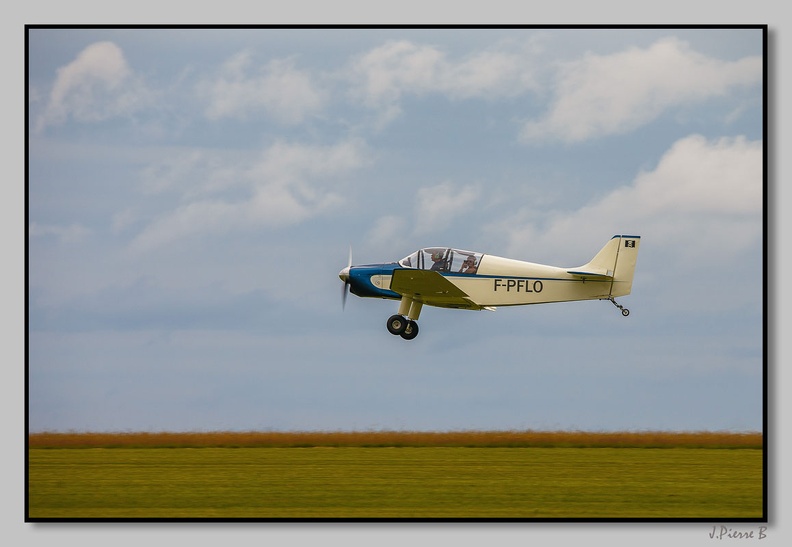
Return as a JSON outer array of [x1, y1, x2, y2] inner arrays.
[[566, 269, 614, 279]]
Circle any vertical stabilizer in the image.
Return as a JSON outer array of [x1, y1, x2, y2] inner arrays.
[[569, 235, 641, 297], [579, 236, 621, 277]]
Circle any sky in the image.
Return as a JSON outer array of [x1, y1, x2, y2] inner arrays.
[[25, 26, 767, 435]]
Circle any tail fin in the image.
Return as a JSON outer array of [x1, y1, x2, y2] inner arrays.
[[568, 235, 641, 296]]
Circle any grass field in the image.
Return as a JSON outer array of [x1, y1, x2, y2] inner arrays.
[[27, 431, 764, 520]]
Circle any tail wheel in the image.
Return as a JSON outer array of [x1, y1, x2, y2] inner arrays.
[[607, 297, 631, 318], [386, 314, 407, 335], [400, 320, 419, 340]]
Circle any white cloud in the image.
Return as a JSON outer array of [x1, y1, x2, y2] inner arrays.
[[111, 208, 138, 234], [248, 139, 368, 183], [201, 51, 325, 124], [29, 222, 90, 243], [36, 41, 151, 131], [413, 181, 481, 235], [139, 149, 248, 197], [494, 134, 762, 263], [629, 134, 762, 217], [348, 40, 540, 125], [367, 215, 409, 248], [350, 41, 442, 108], [520, 37, 762, 143], [128, 199, 247, 253], [129, 139, 368, 252]]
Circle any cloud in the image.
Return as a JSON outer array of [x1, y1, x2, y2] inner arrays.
[[139, 149, 247, 197], [520, 37, 762, 143], [201, 51, 325, 124], [349, 41, 442, 108], [29, 222, 90, 243], [248, 138, 367, 183], [111, 208, 138, 234], [493, 134, 762, 263], [348, 40, 539, 125], [129, 139, 368, 252], [367, 215, 409, 248], [36, 41, 151, 131], [365, 181, 482, 246], [414, 181, 481, 235]]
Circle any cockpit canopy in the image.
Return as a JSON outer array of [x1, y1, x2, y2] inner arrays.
[[398, 248, 483, 274]]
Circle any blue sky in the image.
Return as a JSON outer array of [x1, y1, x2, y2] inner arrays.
[[25, 26, 765, 435]]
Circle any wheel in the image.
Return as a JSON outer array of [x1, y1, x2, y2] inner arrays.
[[622, 308, 630, 317], [386, 314, 407, 335], [400, 320, 419, 340]]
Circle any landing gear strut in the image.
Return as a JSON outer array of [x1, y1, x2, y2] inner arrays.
[[387, 297, 423, 340], [607, 296, 630, 317]]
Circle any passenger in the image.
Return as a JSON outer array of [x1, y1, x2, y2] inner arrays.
[[459, 255, 478, 274]]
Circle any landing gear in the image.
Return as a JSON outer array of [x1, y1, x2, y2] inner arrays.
[[386, 314, 408, 335], [607, 296, 630, 317], [387, 297, 423, 340], [386, 315, 420, 339], [401, 320, 419, 340]]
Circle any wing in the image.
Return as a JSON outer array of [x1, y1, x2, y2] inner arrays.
[[390, 269, 483, 310]]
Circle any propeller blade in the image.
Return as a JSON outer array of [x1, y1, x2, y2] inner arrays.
[[341, 244, 352, 310]]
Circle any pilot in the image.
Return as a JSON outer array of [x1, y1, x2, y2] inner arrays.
[[430, 251, 447, 271], [459, 255, 478, 274]]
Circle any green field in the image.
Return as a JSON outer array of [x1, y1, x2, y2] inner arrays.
[[28, 445, 764, 519]]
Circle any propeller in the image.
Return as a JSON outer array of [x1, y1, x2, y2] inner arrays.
[[340, 245, 352, 310]]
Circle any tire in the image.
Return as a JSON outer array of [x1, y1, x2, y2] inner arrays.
[[400, 320, 419, 340], [386, 314, 407, 335]]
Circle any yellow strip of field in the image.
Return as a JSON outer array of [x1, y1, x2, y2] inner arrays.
[[28, 429, 763, 449]]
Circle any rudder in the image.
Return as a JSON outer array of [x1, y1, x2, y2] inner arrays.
[[610, 235, 641, 297]]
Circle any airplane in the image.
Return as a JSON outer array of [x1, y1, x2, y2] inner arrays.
[[338, 234, 640, 340]]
